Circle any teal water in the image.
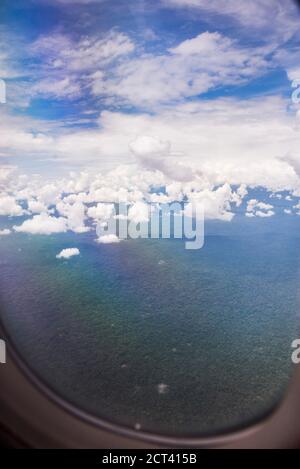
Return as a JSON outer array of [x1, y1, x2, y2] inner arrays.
[[0, 217, 299, 436]]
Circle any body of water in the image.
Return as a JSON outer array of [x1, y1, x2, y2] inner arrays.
[[0, 216, 299, 436]]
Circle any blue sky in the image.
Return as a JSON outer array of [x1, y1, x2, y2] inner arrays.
[[4, 0, 299, 117], [2, 1, 300, 234]]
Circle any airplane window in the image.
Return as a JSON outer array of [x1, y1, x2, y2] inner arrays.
[[0, 0, 300, 439]]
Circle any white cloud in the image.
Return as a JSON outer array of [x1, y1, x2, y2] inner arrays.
[[0, 30, 24, 82], [36, 184, 62, 206], [31, 77, 81, 99], [3, 29, 135, 104], [247, 200, 273, 212], [27, 199, 48, 214], [0, 195, 24, 216], [184, 183, 235, 221], [30, 30, 135, 74], [56, 248, 80, 259], [129, 135, 195, 182], [293, 201, 300, 214], [128, 201, 150, 223], [246, 199, 275, 218], [96, 234, 121, 244], [2, 95, 300, 226], [129, 135, 171, 158], [0, 229, 11, 236], [2, 95, 300, 227], [162, 0, 299, 42], [2, 0, 299, 236], [2, 50, 300, 194], [87, 203, 114, 221], [13, 213, 68, 235], [270, 192, 282, 199], [10, 96, 291, 190], [236, 184, 248, 205], [91, 31, 271, 108], [0, 159, 286, 238], [255, 210, 275, 218], [56, 200, 89, 233], [0, 166, 16, 187], [68, 98, 300, 192]]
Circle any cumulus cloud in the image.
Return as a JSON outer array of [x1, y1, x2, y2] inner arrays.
[[2, 88, 300, 195], [129, 135, 195, 182], [27, 199, 48, 214], [292, 201, 300, 215], [0, 154, 290, 237], [13, 213, 68, 235], [255, 210, 275, 218], [2, 2, 300, 232], [56, 248, 80, 259], [56, 200, 90, 233], [129, 135, 171, 159], [0, 195, 24, 216], [87, 203, 114, 222], [69, 98, 300, 192], [54, 97, 300, 191], [0, 229, 11, 236], [96, 234, 121, 244], [246, 199, 275, 218], [0, 157, 292, 245], [0, 166, 16, 188], [128, 201, 150, 223], [184, 183, 236, 221]]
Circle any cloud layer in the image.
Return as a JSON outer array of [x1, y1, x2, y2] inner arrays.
[[1, 0, 300, 236]]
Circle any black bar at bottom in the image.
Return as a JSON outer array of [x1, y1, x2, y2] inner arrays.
[[0, 449, 296, 466]]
